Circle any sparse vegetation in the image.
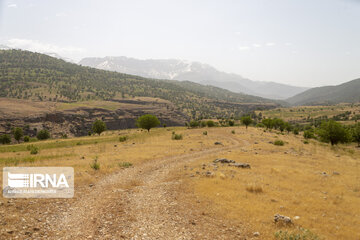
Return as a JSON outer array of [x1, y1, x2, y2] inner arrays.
[[203, 131, 208, 135], [118, 162, 133, 168], [274, 228, 320, 240], [274, 140, 285, 146], [119, 136, 128, 142], [90, 156, 100, 170], [231, 130, 235, 134], [172, 133, 183, 140]]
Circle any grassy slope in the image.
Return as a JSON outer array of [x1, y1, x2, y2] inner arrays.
[[287, 78, 360, 105], [0, 49, 278, 118], [0, 126, 359, 239]]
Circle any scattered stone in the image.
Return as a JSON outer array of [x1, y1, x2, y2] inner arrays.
[[254, 142, 258, 144], [293, 216, 300, 220], [7, 230, 14, 234], [214, 142, 223, 145], [229, 163, 251, 169], [333, 171, 340, 175], [253, 232, 260, 237], [33, 227, 40, 231], [114, 145, 117, 147], [213, 158, 235, 163], [270, 199, 277, 202], [205, 171, 214, 177], [336, 155, 340, 157], [81, 156, 85, 159], [89, 184, 94, 187], [274, 214, 292, 225]]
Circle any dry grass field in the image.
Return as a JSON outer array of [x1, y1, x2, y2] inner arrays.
[[0, 126, 359, 239]]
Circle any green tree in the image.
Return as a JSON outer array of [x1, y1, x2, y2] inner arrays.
[[37, 129, 50, 140], [92, 120, 107, 135], [285, 123, 293, 133], [262, 118, 273, 129], [13, 127, 23, 143], [136, 114, 160, 132], [352, 122, 360, 147], [0, 134, 11, 144], [317, 120, 350, 145], [241, 116, 252, 129]]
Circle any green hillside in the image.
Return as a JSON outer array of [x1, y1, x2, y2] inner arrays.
[[0, 49, 278, 118], [286, 78, 360, 106]]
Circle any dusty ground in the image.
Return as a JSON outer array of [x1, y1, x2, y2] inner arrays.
[[0, 127, 359, 239]]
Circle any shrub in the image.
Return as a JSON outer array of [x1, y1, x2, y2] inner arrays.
[[27, 145, 39, 155], [29, 137, 38, 142], [172, 132, 183, 140], [246, 185, 263, 193], [303, 129, 316, 139], [136, 114, 160, 132], [274, 227, 319, 240], [256, 123, 265, 128], [119, 136, 128, 142], [23, 135, 30, 142], [274, 140, 285, 146], [200, 121, 207, 128], [163, 124, 167, 128], [228, 120, 235, 126], [303, 140, 309, 144], [231, 130, 235, 134], [293, 128, 299, 135], [189, 120, 200, 128], [0, 134, 11, 144], [203, 131, 208, 135], [206, 120, 215, 127], [92, 120, 106, 135], [90, 157, 100, 170], [119, 162, 133, 168], [37, 129, 50, 140]]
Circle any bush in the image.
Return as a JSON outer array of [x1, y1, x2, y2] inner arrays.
[[23, 135, 30, 142], [119, 136, 128, 142], [274, 140, 285, 146], [303, 140, 309, 144], [228, 120, 235, 126], [200, 121, 207, 128], [275, 227, 319, 240], [119, 162, 133, 168], [0, 134, 11, 144], [231, 130, 235, 134], [37, 129, 50, 140], [293, 128, 299, 135], [206, 120, 215, 127], [90, 157, 100, 170], [136, 114, 160, 132], [172, 133, 183, 140], [92, 120, 106, 135], [27, 145, 39, 154], [256, 123, 265, 128], [189, 120, 199, 128], [203, 131, 208, 135], [29, 137, 38, 142], [303, 129, 316, 139]]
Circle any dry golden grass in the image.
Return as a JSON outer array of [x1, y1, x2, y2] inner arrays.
[[185, 127, 360, 239]]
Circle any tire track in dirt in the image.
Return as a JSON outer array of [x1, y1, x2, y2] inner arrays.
[[47, 134, 249, 239]]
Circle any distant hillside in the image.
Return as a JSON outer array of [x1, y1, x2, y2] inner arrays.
[[286, 78, 360, 105], [79, 56, 308, 99], [0, 49, 279, 119]]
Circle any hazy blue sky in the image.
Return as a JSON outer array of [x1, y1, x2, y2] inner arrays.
[[0, 0, 359, 87]]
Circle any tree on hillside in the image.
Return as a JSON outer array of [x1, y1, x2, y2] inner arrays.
[[317, 120, 350, 145], [353, 122, 360, 147], [262, 118, 273, 129], [92, 120, 107, 135], [241, 116, 252, 129], [206, 120, 215, 127], [136, 114, 160, 132], [285, 123, 293, 133], [13, 127, 23, 143]]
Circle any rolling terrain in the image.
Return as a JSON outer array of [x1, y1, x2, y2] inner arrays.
[[0, 126, 359, 239], [287, 78, 360, 105]]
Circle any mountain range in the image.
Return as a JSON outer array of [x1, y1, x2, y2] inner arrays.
[[79, 56, 308, 100]]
